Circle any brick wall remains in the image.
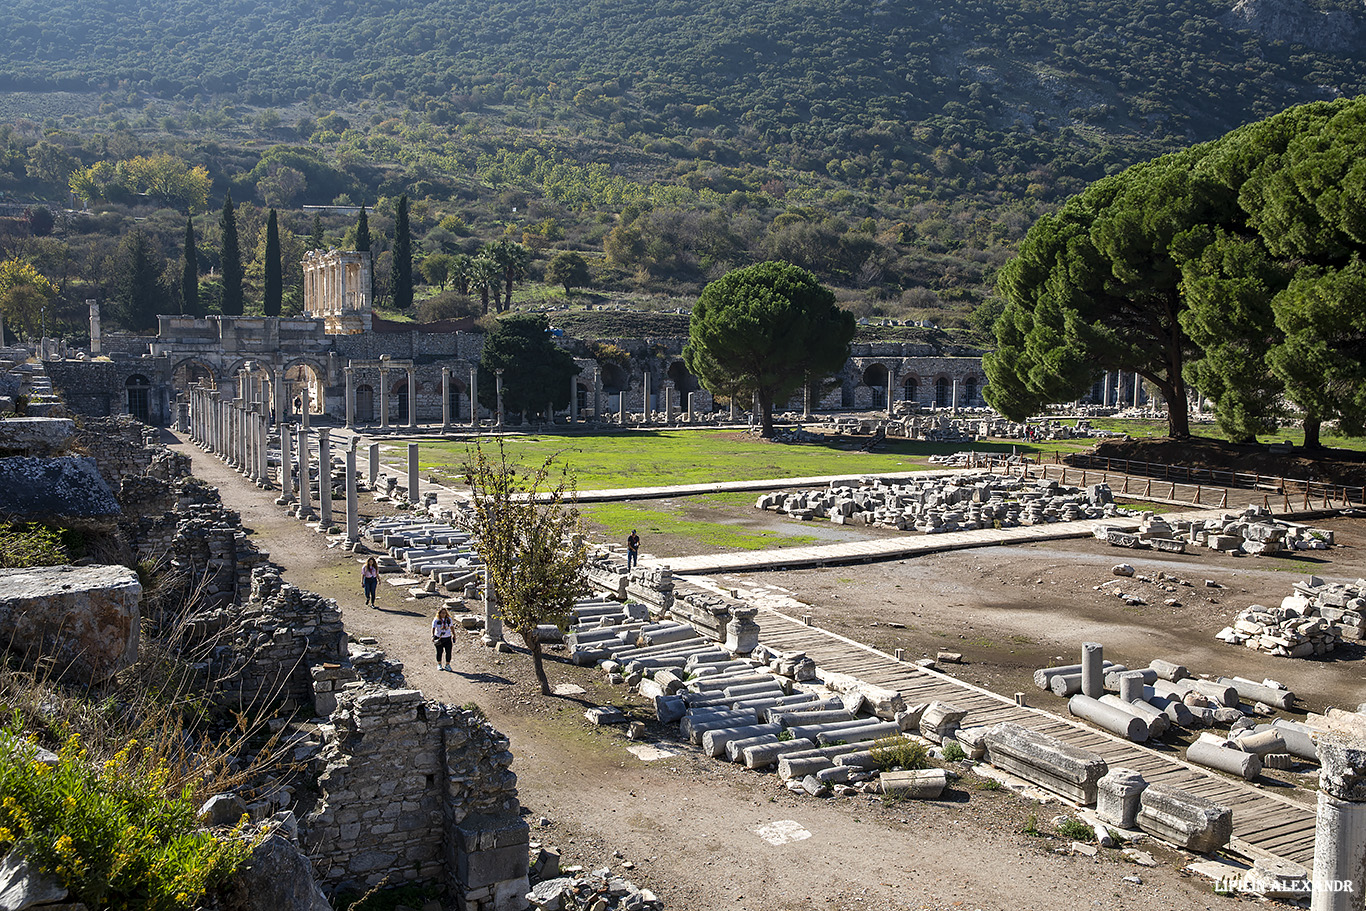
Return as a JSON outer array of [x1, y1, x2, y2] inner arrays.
[[302, 687, 527, 909]]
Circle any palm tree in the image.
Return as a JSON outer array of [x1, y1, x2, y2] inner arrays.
[[470, 254, 498, 315], [450, 253, 473, 296], [483, 239, 532, 312]]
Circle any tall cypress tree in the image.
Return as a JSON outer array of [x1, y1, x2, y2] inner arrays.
[[264, 209, 282, 317], [355, 206, 370, 254], [110, 230, 170, 332], [391, 194, 412, 309], [309, 213, 324, 251], [220, 192, 243, 316], [182, 216, 199, 316], [356, 205, 373, 306]]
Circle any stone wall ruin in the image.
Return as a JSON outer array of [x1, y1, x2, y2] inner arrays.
[[0, 410, 531, 909]]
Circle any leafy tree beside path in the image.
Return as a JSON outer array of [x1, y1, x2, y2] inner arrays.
[[462, 440, 589, 695]]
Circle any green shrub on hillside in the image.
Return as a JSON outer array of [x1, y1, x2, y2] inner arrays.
[[0, 726, 253, 911]]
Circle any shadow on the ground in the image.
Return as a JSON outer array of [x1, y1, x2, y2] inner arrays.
[[454, 670, 515, 686], [371, 606, 424, 617]]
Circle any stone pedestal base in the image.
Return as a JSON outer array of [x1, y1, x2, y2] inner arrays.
[[1096, 768, 1147, 828]]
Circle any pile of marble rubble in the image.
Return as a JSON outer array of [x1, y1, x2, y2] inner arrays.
[[569, 605, 1237, 860], [1216, 575, 1365, 657], [757, 475, 1123, 532], [1035, 645, 1326, 783], [1098, 506, 1334, 556]]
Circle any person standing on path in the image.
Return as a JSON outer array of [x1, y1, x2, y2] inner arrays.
[[432, 607, 454, 671], [361, 556, 379, 606], [626, 529, 640, 570]]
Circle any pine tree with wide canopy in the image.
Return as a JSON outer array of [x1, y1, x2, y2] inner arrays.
[[684, 261, 854, 438], [984, 95, 1366, 447]]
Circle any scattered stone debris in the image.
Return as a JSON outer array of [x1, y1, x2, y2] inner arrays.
[[526, 866, 662, 911], [1098, 506, 1335, 556], [1216, 575, 1365, 657], [757, 474, 1125, 532]]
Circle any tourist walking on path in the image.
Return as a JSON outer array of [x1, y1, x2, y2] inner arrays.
[[627, 529, 640, 570], [361, 556, 379, 606], [432, 607, 454, 670]]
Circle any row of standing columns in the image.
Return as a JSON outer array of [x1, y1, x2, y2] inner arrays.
[[1100, 370, 1145, 409], [880, 369, 960, 419], [343, 363, 505, 432], [338, 360, 728, 432], [188, 367, 383, 547], [187, 370, 273, 493]]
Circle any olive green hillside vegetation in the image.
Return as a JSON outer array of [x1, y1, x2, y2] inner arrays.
[[2, 0, 1365, 334]]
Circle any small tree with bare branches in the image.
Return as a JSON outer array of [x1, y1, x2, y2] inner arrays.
[[462, 439, 589, 694]]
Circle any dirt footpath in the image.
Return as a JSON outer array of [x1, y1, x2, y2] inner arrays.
[[170, 434, 1311, 911]]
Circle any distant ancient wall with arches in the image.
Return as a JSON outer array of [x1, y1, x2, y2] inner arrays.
[[49, 314, 988, 426]]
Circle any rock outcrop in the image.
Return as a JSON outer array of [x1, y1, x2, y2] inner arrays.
[[0, 563, 141, 683], [1221, 0, 1360, 52]]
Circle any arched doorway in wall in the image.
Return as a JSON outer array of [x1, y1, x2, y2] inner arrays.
[[903, 376, 919, 406], [356, 384, 374, 423], [447, 379, 465, 422], [667, 361, 697, 393], [935, 377, 951, 408], [283, 363, 323, 418], [862, 363, 889, 403], [964, 376, 978, 406], [601, 363, 629, 411], [393, 380, 411, 425], [126, 374, 151, 422], [172, 359, 217, 393], [576, 382, 589, 412]]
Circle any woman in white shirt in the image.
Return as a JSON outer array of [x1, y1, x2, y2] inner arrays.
[[432, 607, 454, 671]]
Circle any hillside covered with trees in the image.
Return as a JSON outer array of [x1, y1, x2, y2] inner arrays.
[[0, 0, 1364, 336]]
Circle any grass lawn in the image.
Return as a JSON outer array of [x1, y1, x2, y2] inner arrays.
[[384, 420, 1364, 497], [580, 493, 821, 553], [396, 430, 1025, 490], [1053, 417, 1366, 453]]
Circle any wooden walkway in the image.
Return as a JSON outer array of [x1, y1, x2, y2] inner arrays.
[[664, 510, 1225, 574], [754, 606, 1318, 866]]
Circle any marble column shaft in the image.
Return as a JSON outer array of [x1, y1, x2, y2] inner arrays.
[[280, 423, 295, 501], [344, 366, 355, 429], [345, 444, 359, 543], [408, 442, 420, 506], [442, 367, 451, 432], [379, 368, 390, 430], [318, 428, 332, 530], [407, 368, 417, 429], [297, 427, 313, 518]]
